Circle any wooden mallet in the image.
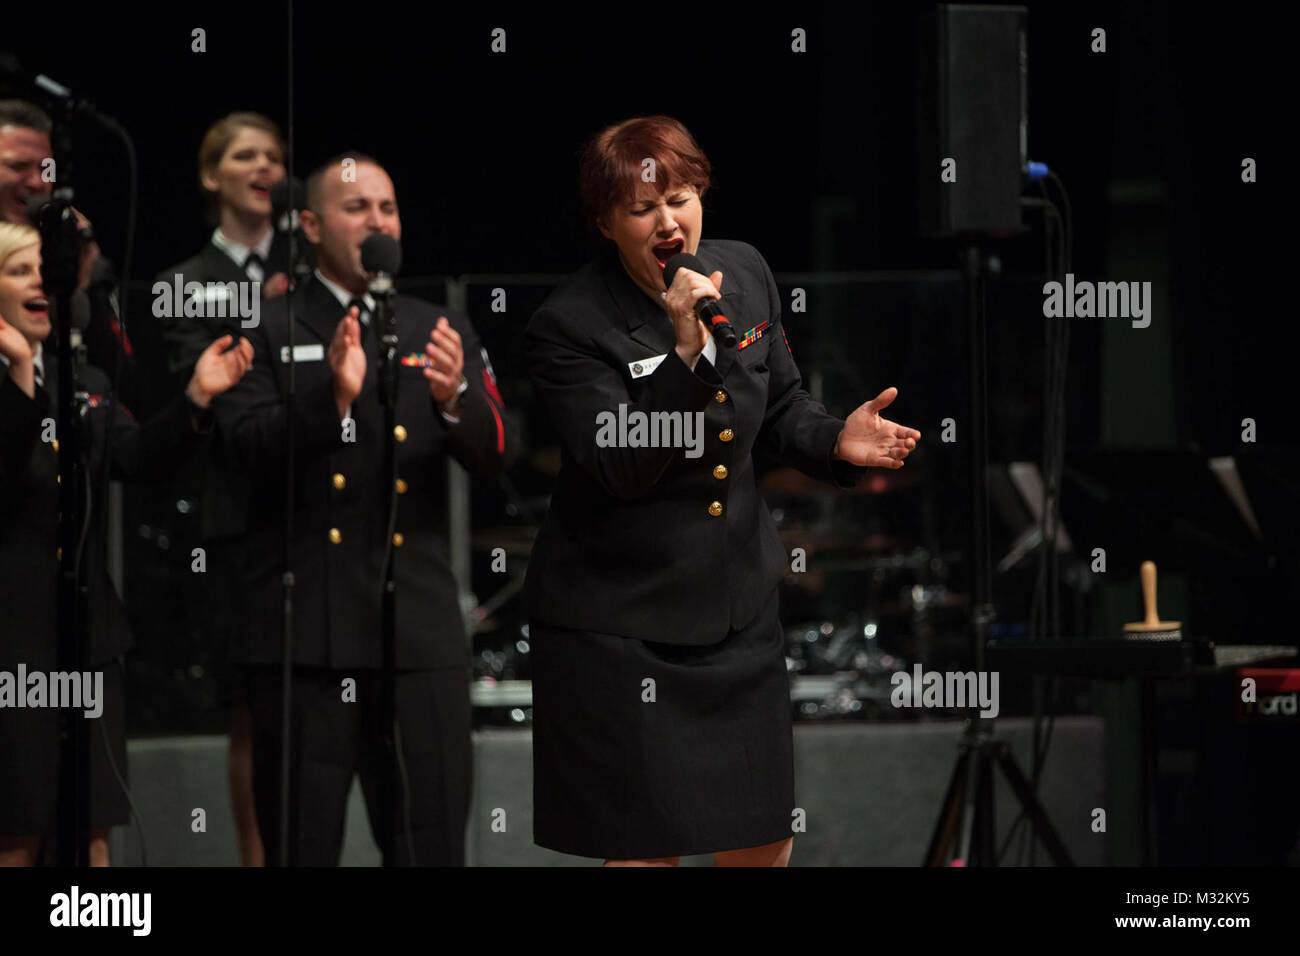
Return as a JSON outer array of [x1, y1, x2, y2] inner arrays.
[[1123, 560, 1182, 642]]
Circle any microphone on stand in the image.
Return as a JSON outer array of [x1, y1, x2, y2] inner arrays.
[[361, 234, 401, 311], [662, 252, 737, 348], [358, 231, 407, 862], [270, 177, 311, 288], [0, 52, 89, 111], [361, 233, 402, 405]]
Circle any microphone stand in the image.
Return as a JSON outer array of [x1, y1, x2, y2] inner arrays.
[[278, 8, 298, 860], [290, 238, 312, 291], [373, 272, 400, 865], [923, 242, 1072, 867], [32, 185, 92, 867], [278, 278, 296, 867], [280, 210, 311, 293]]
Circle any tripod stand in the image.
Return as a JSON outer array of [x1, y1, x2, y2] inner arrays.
[[922, 244, 1072, 867], [924, 717, 1073, 866]]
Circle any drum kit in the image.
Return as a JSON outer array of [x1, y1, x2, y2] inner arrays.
[[765, 465, 969, 721], [469, 451, 968, 725]]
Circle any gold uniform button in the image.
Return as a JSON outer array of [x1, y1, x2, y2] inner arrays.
[[332, 473, 346, 490], [56, 547, 62, 560], [713, 465, 728, 480], [52, 439, 59, 453], [714, 389, 728, 403], [719, 428, 734, 442], [394, 425, 408, 442], [392, 533, 405, 547], [708, 501, 723, 517], [395, 478, 408, 494], [328, 528, 342, 544]]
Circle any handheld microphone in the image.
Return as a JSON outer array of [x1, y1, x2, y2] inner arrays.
[[662, 252, 736, 348]]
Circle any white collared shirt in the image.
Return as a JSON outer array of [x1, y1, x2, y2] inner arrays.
[[212, 227, 274, 281], [701, 335, 718, 368], [314, 269, 374, 325]]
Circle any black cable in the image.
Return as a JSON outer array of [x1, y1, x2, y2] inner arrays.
[[378, 456, 417, 866], [51, 107, 142, 864], [1043, 170, 1073, 647], [1028, 172, 1074, 864], [86, 112, 145, 869], [90, 113, 138, 591], [1030, 187, 1069, 861], [75, 439, 92, 584], [97, 659, 147, 866], [1047, 171, 1073, 278], [391, 718, 418, 867], [277, 0, 298, 868], [1030, 185, 1056, 837], [997, 177, 1072, 864], [1027, 187, 1064, 645]]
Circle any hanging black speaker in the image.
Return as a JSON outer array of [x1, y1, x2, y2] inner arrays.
[[916, 4, 1029, 237]]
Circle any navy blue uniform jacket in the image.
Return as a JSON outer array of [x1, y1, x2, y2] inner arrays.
[[523, 239, 861, 646], [0, 356, 203, 669], [214, 275, 514, 670]]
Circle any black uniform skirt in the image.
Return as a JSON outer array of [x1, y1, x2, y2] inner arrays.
[[0, 657, 129, 835], [531, 591, 795, 860]]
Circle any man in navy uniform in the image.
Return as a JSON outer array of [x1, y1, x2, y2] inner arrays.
[[215, 152, 513, 866]]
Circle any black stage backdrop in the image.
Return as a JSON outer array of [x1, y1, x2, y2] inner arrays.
[[5, 2, 1288, 446], [6, 0, 1292, 682], [3, 1, 1295, 868]]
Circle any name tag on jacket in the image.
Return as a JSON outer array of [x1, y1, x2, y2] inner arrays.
[[280, 343, 325, 363], [628, 353, 667, 378]]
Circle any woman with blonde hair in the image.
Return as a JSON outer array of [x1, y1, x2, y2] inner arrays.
[[0, 222, 254, 865], [156, 111, 293, 866]]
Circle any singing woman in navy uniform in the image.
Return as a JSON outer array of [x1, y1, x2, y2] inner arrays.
[[0, 222, 253, 865], [156, 111, 292, 867], [525, 116, 921, 866]]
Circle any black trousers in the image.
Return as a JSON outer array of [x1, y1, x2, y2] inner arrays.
[[244, 666, 472, 866]]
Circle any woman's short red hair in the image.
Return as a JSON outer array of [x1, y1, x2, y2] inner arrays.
[[579, 115, 711, 231]]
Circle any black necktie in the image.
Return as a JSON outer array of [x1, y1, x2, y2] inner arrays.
[[243, 252, 264, 280], [33, 361, 44, 390], [349, 298, 370, 342]]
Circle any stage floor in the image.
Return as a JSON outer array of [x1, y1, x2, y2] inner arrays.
[[107, 717, 1105, 866]]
